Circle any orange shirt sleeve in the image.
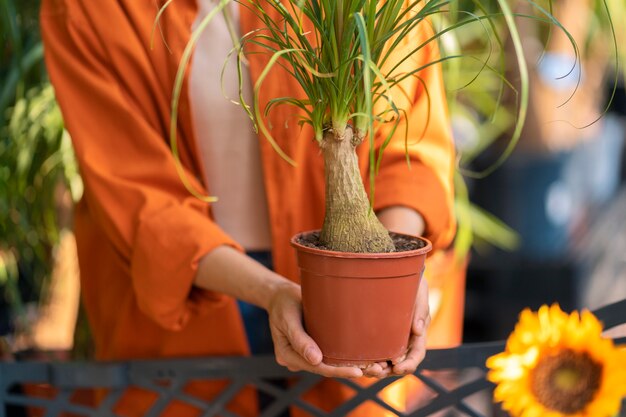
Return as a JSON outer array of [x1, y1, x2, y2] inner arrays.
[[366, 20, 456, 250], [40, 4, 241, 331]]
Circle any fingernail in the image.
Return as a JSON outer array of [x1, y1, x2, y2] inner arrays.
[[392, 354, 406, 365], [416, 319, 425, 333], [304, 347, 319, 364]]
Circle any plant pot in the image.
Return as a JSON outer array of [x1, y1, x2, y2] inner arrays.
[[291, 231, 432, 367]]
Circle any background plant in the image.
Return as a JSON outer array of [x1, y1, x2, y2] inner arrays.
[[430, 0, 622, 259], [0, 0, 81, 343], [432, 6, 521, 258]]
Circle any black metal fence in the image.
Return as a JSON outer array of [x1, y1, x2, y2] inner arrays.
[[1, 299, 625, 417]]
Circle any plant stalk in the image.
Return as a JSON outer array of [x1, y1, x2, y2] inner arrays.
[[320, 125, 395, 253]]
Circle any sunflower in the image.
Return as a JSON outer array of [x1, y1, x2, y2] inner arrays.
[[486, 304, 626, 417]]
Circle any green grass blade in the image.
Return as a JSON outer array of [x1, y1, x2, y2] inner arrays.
[[170, 0, 234, 202], [253, 48, 302, 165], [150, 0, 174, 52]]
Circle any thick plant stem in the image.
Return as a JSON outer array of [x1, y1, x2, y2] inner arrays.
[[320, 126, 395, 253]]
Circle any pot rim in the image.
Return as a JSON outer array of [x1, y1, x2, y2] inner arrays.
[[291, 230, 432, 259]]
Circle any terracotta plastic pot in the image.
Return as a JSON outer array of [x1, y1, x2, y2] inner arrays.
[[291, 231, 432, 366]]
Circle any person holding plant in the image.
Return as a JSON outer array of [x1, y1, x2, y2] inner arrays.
[[40, 0, 456, 415]]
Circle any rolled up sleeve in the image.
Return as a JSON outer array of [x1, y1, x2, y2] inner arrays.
[[41, 6, 240, 331]]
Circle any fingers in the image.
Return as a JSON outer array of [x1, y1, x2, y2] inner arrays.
[[273, 328, 363, 378], [281, 307, 323, 366], [392, 331, 427, 375], [273, 318, 388, 379], [413, 277, 430, 336], [362, 362, 391, 378], [276, 314, 390, 378], [268, 285, 323, 366], [268, 285, 362, 378], [391, 277, 430, 375]]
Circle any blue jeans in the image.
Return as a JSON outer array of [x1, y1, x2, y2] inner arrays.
[[239, 251, 274, 355], [240, 252, 290, 416]]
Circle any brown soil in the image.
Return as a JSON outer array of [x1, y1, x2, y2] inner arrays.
[[298, 231, 425, 253]]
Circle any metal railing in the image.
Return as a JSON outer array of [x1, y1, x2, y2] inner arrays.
[[1, 299, 625, 417]]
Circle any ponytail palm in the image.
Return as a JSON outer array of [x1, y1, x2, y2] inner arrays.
[[240, 0, 438, 253], [164, 0, 587, 253]]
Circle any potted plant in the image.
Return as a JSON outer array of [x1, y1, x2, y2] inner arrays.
[[162, 0, 577, 368]]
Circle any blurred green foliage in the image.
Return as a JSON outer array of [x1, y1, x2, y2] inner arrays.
[[0, 0, 45, 115], [434, 4, 521, 258], [439, 0, 624, 259], [592, 0, 626, 85], [1, 0, 81, 336]]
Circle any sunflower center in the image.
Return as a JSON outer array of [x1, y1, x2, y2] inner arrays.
[[530, 349, 602, 414]]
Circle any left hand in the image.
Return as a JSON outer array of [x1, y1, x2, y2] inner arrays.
[[391, 275, 430, 375]]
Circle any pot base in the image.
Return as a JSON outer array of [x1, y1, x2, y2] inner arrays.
[[323, 349, 408, 368]]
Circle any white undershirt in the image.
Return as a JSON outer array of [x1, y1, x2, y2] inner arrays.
[[189, 0, 272, 250]]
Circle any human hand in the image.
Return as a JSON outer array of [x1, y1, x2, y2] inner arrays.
[[390, 276, 430, 375], [267, 281, 364, 379]]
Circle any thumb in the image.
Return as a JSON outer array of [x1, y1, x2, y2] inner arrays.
[[413, 277, 430, 336], [284, 314, 323, 365]]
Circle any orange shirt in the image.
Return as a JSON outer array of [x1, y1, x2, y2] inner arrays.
[[41, 0, 456, 415]]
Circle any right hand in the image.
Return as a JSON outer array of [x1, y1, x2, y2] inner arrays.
[[267, 282, 364, 378]]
